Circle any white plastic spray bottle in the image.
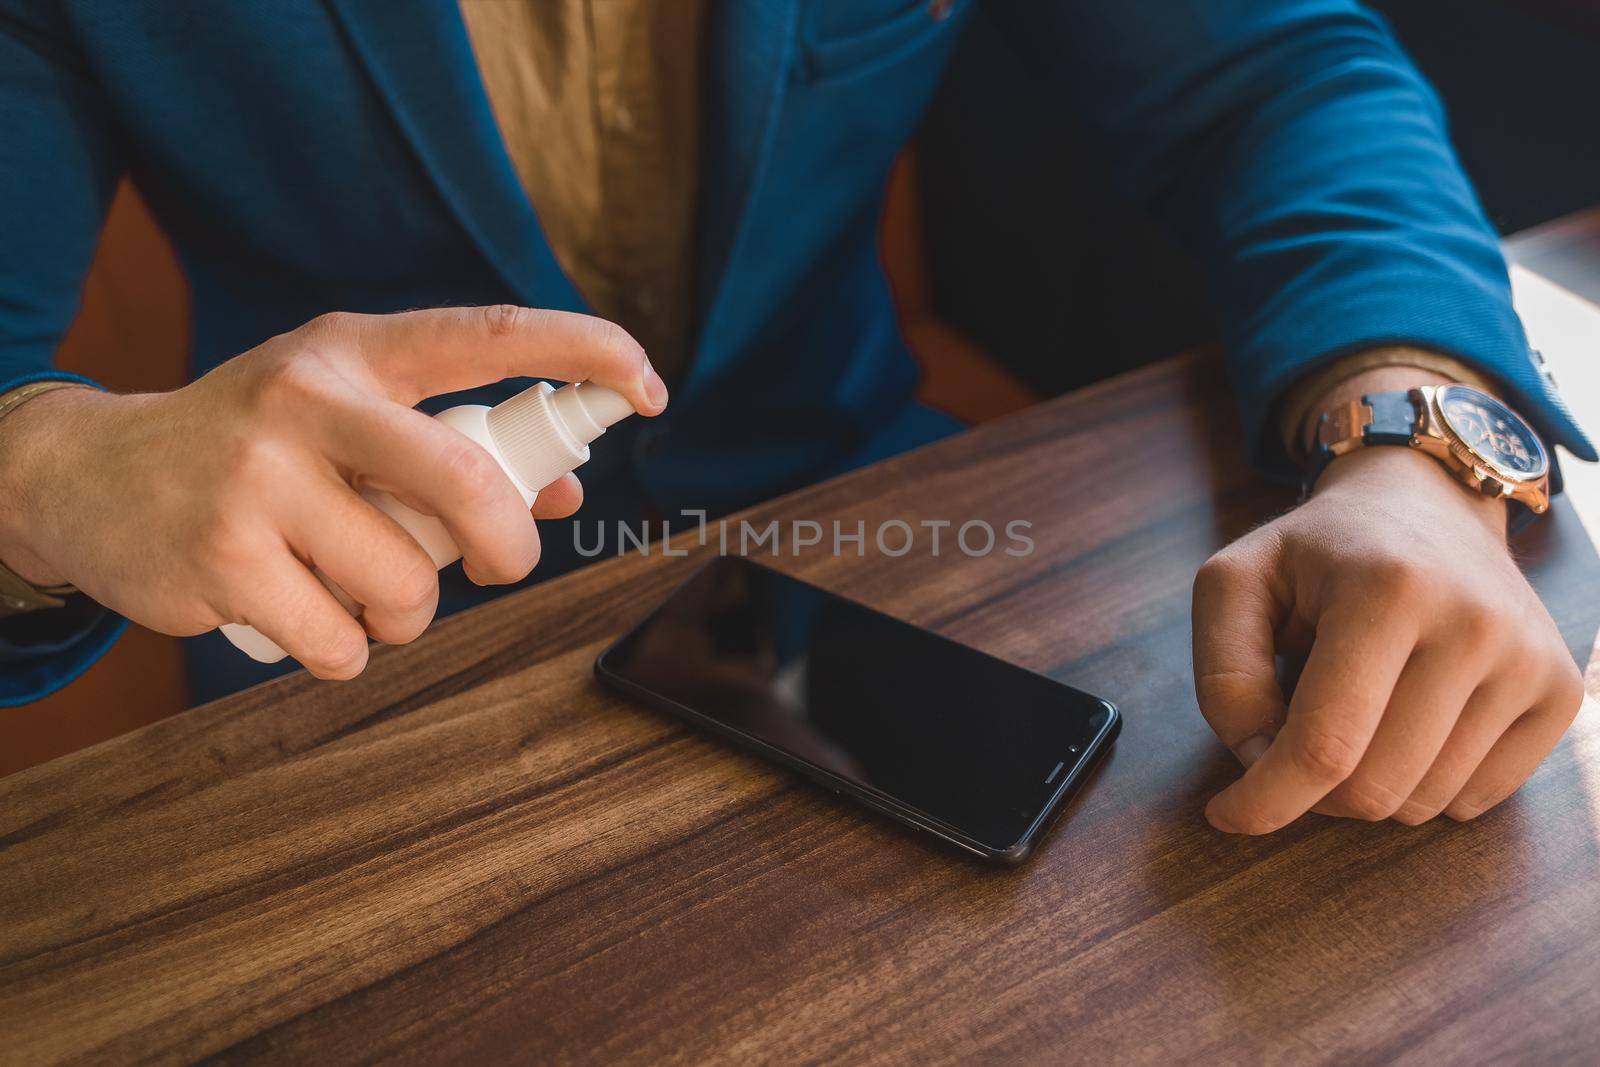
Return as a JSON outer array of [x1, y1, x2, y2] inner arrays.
[[221, 380, 635, 663]]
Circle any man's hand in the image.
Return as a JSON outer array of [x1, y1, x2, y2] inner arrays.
[[0, 306, 667, 679], [1192, 368, 1583, 832]]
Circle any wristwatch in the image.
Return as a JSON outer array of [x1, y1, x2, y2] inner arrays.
[[1304, 383, 1550, 514]]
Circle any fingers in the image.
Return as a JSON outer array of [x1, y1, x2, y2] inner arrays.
[[1387, 680, 1514, 824], [282, 476, 440, 645], [1192, 544, 1290, 765], [1442, 664, 1584, 821], [1312, 644, 1478, 821], [324, 400, 543, 586], [531, 473, 583, 519], [1205, 593, 1415, 834], [230, 549, 370, 680], [324, 306, 668, 415]]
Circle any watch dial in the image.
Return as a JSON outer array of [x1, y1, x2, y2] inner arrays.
[[1436, 385, 1547, 479]]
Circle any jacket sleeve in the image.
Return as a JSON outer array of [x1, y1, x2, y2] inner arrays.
[[0, 0, 129, 706], [988, 0, 1595, 479]]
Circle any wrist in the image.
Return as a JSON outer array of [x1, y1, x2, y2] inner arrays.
[[0, 386, 101, 586], [1315, 441, 1507, 531], [1304, 367, 1509, 537]]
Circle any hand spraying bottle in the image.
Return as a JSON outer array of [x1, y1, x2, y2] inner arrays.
[[221, 380, 635, 663]]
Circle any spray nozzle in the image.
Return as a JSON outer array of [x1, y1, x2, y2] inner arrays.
[[485, 380, 635, 491], [550, 380, 633, 443]]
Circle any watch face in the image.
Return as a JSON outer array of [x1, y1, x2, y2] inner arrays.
[[1435, 385, 1548, 480]]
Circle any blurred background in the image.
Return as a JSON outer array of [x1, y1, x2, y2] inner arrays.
[[7, 0, 1598, 772]]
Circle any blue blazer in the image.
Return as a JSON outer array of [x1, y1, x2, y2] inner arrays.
[[1, 0, 1591, 704]]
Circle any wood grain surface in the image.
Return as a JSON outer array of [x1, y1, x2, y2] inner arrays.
[[4, 353, 1600, 1062]]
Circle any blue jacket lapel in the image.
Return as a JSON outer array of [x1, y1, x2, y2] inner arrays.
[[324, 0, 798, 377], [693, 0, 801, 375], [323, 0, 584, 313]]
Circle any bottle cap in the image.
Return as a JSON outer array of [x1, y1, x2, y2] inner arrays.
[[485, 381, 633, 491]]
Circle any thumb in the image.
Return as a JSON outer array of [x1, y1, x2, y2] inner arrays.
[[1192, 535, 1290, 768], [324, 305, 668, 414]]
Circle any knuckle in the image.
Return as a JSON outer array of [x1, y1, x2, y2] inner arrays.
[[190, 509, 255, 577], [1276, 523, 1317, 559], [1452, 598, 1502, 650], [368, 612, 428, 647], [480, 303, 526, 337], [1192, 668, 1241, 709], [230, 434, 293, 481], [385, 555, 440, 622], [1364, 552, 1426, 597], [1194, 668, 1277, 720], [1332, 777, 1407, 822], [441, 440, 508, 510], [1391, 798, 1441, 826], [252, 351, 344, 412], [1553, 662, 1585, 721], [593, 317, 645, 374], [304, 310, 357, 337], [476, 522, 541, 585], [315, 628, 368, 679], [1194, 553, 1245, 595], [1446, 588, 1504, 646], [1292, 724, 1365, 783]]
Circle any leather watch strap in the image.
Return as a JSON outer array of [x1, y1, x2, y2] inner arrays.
[[0, 380, 92, 616], [1361, 391, 1418, 446], [1279, 349, 1496, 459], [1302, 389, 1422, 494]]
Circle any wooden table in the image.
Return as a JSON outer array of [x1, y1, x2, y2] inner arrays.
[[5, 272, 1600, 1065]]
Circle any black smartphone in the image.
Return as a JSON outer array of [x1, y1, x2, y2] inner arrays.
[[595, 556, 1120, 864]]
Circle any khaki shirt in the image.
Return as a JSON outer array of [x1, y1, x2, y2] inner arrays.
[[458, 0, 706, 379], [456, 0, 1484, 446]]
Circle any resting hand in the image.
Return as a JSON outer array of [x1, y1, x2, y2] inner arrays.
[[0, 306, 667, 679], [1192, 371, 1583, 832]]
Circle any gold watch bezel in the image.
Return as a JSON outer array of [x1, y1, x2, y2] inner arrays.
[[1424, 384, 1549, 484], [1414, 385, 1551, 513]]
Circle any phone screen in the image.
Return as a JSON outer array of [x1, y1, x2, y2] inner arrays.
[[597, 556, 1117, 855]]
